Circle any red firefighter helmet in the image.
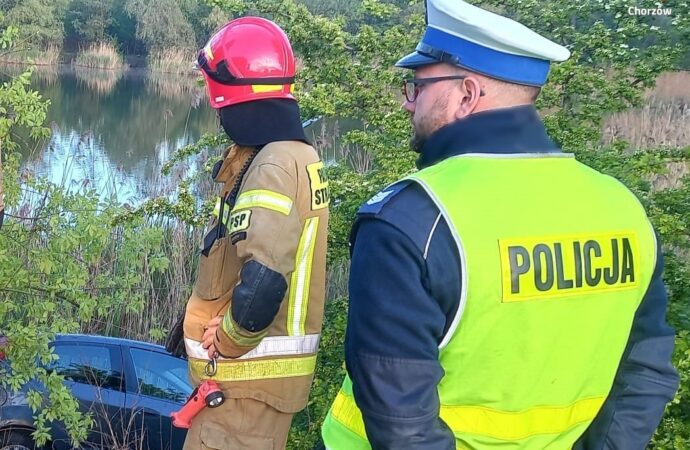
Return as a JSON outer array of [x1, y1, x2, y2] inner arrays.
[[197, 17, 296, 109]]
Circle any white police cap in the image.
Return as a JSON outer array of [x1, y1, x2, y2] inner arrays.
[[397, 0, 571, 86]]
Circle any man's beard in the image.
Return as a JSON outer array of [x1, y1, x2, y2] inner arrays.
[[410, 119, 436, 154], [409, 96, 449, 154], [410, 133, 426, 153]]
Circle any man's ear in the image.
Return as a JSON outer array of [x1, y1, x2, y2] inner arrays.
[[454, 77, 483, 120]]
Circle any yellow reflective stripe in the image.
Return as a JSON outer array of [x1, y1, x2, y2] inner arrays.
[[331, 389, 605, 442], [222, 314, 266, 348], [213, 196, 231, 225], [287, 217, 319, 336], [330, 390, 367, 439], [440, 396, 606, 441], [233, 189, 293, 215], [251, 84, 284, 93], [189, 355, 316, 381]]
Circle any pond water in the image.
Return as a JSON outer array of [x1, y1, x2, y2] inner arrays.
[[9, 65, 360, 206]]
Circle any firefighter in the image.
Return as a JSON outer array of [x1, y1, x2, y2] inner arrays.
[[166, 17, 329, 450], [321, 0, 679, 448]]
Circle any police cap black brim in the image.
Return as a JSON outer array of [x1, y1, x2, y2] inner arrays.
[[395, 51, 440, 69]]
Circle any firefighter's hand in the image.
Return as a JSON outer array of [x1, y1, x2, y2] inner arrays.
[[202, 316, 223, 360]]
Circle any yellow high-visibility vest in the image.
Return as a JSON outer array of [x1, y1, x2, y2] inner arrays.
[[322, 153, 656, 449]]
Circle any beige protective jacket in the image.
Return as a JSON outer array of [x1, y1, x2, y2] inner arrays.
[[183, 141, 329, 413]]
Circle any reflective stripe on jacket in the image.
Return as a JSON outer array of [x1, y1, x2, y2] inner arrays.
[[183, 141, 329, 413]]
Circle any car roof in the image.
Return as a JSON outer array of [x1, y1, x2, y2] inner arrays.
[[55, 333, 168, 353]]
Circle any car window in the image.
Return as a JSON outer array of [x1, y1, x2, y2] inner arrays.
[[130, 348, 192, 403], [50, 343, 122, 391]]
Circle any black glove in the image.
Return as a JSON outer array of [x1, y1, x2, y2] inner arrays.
[[165, 308, 187, 358]]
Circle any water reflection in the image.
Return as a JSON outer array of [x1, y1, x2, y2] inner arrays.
[[4, 64, 366, 206], [305, 117, 370, 173], [14, 66, 217, 205], [74, 66, 125, 95]]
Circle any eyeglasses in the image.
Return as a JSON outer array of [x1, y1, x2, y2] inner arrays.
[[402, 76, 485, 102], [402, 76, 467, 103]]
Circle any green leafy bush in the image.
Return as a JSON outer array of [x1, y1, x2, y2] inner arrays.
[[1, 0, 689, 448]]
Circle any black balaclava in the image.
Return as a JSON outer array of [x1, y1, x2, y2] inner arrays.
[[219, 98, 309, 147]]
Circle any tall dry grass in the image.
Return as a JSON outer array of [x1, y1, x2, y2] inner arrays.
[[602, 71, 690, 191], [79, 218, 205, 342], [326, 262, 350, 301], [74, 42, 125, 70], [309, 118, 373, 173], [651, 161, 690, 191], [148, 48, 196, 75], [602, 71, 690, 149], [0, 45, 61, 65], [647, 71, 690, 105], [81, 227, 352, 342]]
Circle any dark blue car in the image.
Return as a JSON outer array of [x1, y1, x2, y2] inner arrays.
[[0, 334, 192, 450]]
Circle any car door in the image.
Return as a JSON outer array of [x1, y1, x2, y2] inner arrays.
[[48, 342, 127, 450], [123, 346, 191, 450]]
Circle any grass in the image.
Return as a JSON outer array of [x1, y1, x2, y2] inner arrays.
[[74, 42, 125, 70], [78, 216, 205, 342], [308, 118, 372, 173], [602, 71, 690, 192], [147, 48, 196, 75], [602, 71, 690, 150], [650, 161, 690, 191], [647, 71, 690, 105], [0, 45, 61, 65]]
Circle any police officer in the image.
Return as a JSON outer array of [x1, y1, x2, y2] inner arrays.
[[167, 17, 329, 450], [321, 1, 679, 448]]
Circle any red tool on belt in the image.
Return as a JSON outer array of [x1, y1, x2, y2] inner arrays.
[[171, 380, 225, 429]]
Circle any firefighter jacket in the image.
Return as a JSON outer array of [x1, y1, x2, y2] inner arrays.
[[183, 140, 329, 413]]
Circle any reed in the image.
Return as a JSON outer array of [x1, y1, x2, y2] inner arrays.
[[148, 48, 196, 75], [602, 71, 690, 150], [74, 42, 125, 70], [0, 45, 61, 65]]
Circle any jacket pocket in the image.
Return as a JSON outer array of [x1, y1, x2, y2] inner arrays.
[[193, 238, 228, 301], [200, 422, 273, 450], [194, 234, 244, 301]]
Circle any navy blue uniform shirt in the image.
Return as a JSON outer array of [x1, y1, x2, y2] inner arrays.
[[345, 105, 679, 450]]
